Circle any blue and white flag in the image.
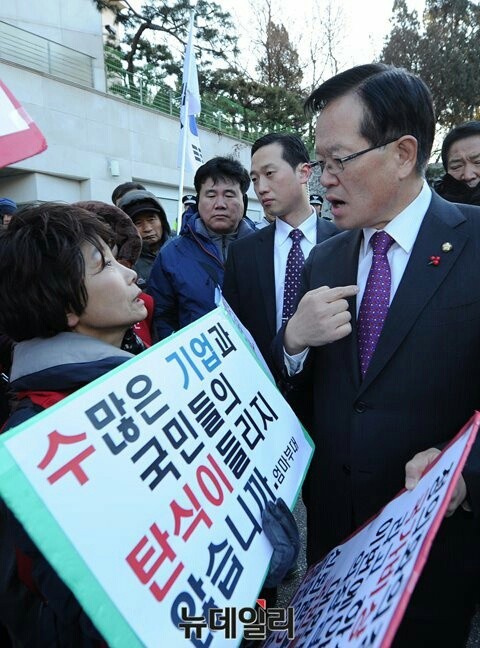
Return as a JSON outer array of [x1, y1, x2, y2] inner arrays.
[[178, 12, 203, 172]]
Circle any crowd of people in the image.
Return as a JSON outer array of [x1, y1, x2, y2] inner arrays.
[[1, 62, 480, 646]]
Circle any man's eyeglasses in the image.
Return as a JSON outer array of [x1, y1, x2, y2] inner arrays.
[[309, 137, 400, 175]]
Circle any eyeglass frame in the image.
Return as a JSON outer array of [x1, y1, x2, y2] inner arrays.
[[309, 137, 401, 175]]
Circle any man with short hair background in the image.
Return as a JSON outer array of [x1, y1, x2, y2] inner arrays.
[[223, 133, 337, 381], [275, 63, 480, 646], [148, 156, 255, 340]]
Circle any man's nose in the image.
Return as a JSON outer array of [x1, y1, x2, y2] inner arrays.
[[320, 166, 339, 188], [214, 195, 227, 208], [463, 163, 479, 182], [256, 177, 269, 194]]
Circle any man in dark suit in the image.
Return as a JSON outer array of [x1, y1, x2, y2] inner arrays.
[[276, 63, 480, 647], [223, 132, 337, 606], [223, 133, 337, 377]]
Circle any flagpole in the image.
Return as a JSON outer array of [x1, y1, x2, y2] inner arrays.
[[177, 90, 189, 234], [177, 8, 197, 235]]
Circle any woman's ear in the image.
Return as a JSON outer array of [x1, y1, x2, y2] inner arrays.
[[66, 311, 80, 329]]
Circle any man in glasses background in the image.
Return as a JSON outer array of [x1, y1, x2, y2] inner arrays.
[[274, 63, 480, 646]]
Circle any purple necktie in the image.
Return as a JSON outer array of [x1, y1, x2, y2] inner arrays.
[[282, 229, 305, 323], [357, 231, 395, 377]]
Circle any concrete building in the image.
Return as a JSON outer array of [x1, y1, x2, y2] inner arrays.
[[0, 0, 262, 226]]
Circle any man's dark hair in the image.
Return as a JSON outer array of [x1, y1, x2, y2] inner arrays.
[[441, 121, 480, 170], [111, 181, 146, 205], [251, 133, 310, 169], [304, 63, 435, 174], [194, 157, 250, 195], [0, 203, 114, 341]]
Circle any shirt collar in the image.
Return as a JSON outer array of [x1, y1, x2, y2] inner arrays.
[[362, 181, 432, 254], [276, 209, 318, 246]]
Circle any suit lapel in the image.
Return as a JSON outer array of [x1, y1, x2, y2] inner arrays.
[[254, 224, 277, 338], [327, 230, 363, 387], [359, 197, 468, 394], [315, 217, 326, 242]]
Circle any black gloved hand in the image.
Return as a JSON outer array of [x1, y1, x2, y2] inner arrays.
[[262, 498, 300, 588]]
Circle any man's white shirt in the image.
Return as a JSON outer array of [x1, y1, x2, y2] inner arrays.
[[274, 210, 318, 331]]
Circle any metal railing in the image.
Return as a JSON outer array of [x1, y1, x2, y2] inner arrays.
[[0, 21, 274, 144], [104, 52, 268, 144], [0, 20, 94, 87]]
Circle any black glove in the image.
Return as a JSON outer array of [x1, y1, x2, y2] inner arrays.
[[261, 498, 300, 588]]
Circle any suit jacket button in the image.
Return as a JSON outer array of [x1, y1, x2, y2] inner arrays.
[[354, 401, 367, 413], [342, 463, 351, 475]]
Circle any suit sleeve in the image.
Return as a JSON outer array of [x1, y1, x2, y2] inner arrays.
[[222, 244, 243, 321], [147, 248, 179, 341], [318, 217, 339, 242]]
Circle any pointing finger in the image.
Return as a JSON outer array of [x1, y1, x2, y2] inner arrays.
[[324, 285, 359, 303]]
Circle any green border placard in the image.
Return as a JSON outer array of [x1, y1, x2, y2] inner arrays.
[[0, 306, 314, 646]]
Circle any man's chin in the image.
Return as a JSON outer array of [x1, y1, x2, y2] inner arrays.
[[210, 222, 236, 234]]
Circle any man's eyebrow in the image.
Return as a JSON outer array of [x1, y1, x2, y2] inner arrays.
[[251, 163, 276, 173], [315, 146, 341, 156]]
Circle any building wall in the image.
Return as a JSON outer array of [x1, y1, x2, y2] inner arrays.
[[0, 0, 263, 225], [2, 0, 106, 90]]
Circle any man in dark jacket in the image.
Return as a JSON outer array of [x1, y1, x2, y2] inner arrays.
[[434, 120, 480, 206], [148, 157, 255, 340], [117, 189, 173, 287]]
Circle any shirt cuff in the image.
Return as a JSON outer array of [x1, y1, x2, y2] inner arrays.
[[284, 347, 310, 376]]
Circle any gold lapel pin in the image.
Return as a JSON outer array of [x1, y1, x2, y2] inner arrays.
[[441, 242, 453, 252]]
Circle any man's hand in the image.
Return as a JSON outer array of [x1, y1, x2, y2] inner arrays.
[[284, 285, 359, 355], [405, 447, 467, 517]]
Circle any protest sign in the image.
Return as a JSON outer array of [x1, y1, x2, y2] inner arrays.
[[0, 78, 47, 167], [0, 306, 313, 647], [264, 414, 480, 648], [220, 295, 274, 381]]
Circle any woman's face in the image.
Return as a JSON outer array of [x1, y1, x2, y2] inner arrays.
[[67, 242, 147, 347]]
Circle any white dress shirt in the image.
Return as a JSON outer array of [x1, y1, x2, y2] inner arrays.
[[285, 181, 432, 373], [356, 181, 432, 313], [274, 210, 318, 331]]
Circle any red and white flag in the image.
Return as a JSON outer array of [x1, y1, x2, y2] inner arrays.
[[0, 79, 47, 168]]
